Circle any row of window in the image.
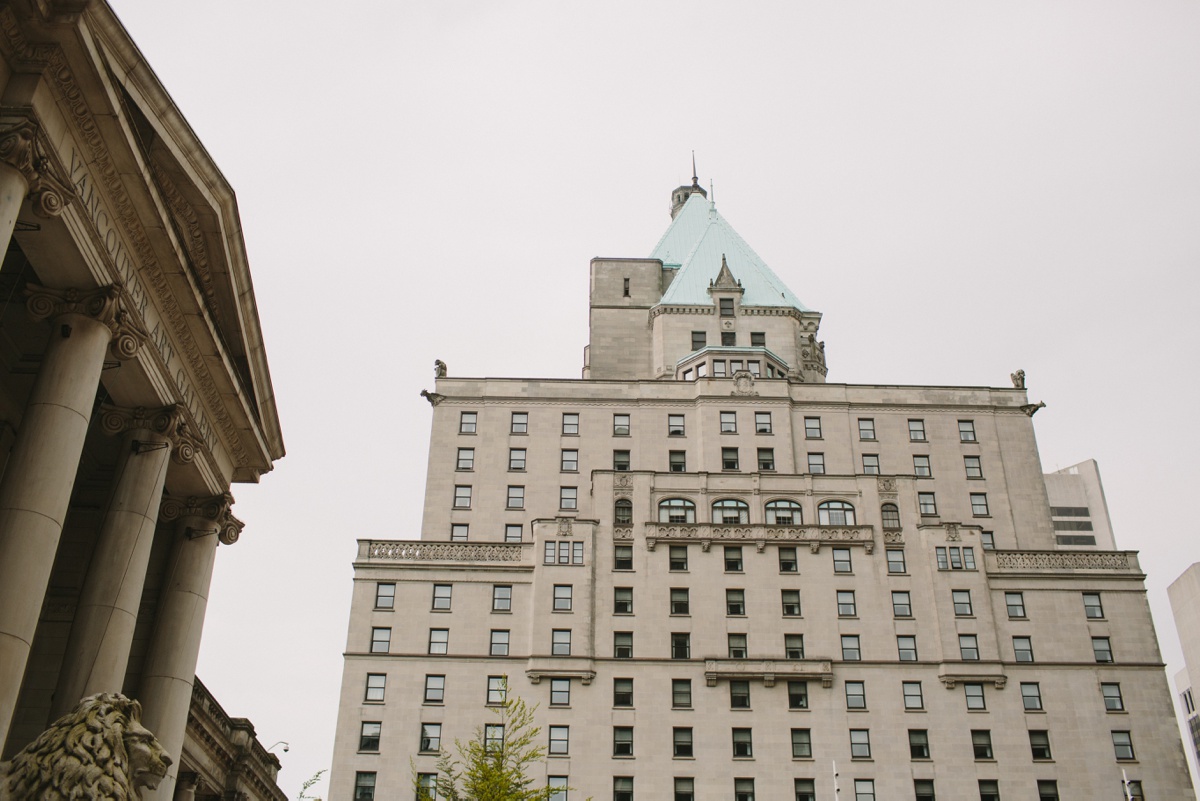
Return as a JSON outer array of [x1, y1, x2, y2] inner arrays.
[[457, 411, 981, 444], [610, 543, 980, 573]]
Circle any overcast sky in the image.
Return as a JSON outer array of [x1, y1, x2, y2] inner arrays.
[[108, 1, 1200, 794]]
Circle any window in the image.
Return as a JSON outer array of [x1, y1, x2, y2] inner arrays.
[[807, 453, 825, 474], [734, 778, 755, 801], [487, 676, 506, 704], [727, 589, 746, 616], [804, 417, 822, 438], [862, 454, 880, 474], [918, 492, 938, 516], [562, 413, 579, 435], [854, 780, 875, 801], [754, 411, 772, 434], [612, 413, 630, 436], [714, 499, 750, 524], [457, 447, 475, 470], [965, 455, 983, 478], [720, 411, 737, 432], [560, 449, 578, 471], [416, 773, 437, 800], [965, 682, 986, 710], [450, 523, 469, 541], [837, 590, 857, 616], [908, 419, 926, 441], [614, 631, 633, 658], [1126, 780, 1144, 801], [913, 455, 931, 477], [785, 634, 805, 659], [732, 728, 753, 757], [675, 778, 694, 801], [671, 587, 691, 615], [795, 779, 816, 801], [673, 678, 692, 708], [507, 485, 525, 509], [492, 585, 512, 612], [359, 721, 381, 752], [613, 678, 633, 707], [892, 591, 912, 617], [375, 583, 395, 609], [1093, 636, 1113, 663], [767, 500, 802, 525], [507, 448, 526, 471], [459, 412, 477, 434], [886, 551, 907, 577], [909, 730, 930, 759], [423, 674, 444, 703], [718, 297, 735, 316], [354, 772, 376, 801], [981, 530, 995, 550], [903, 681, 924, 709], [757, 447, 775, 471], [914, 779, 935, 800], [453, 485, 471, 508], [420, 723, 441, 753], [1005, 592, 1026, 618], [613, 726, 633, 756], [365, 673, 386, 702], [818, 500, 856, 525], [1083, 592, 1104, 619], [792, 728, 812, 758], [970, 493, 990, 516], [959, 419, 977, 442], [936, 546, 976, 570], [691, 331, 706, 351], [858, 418, 876, 440], [972, 729, 993, 759], [1013, 636, 1034, 662], [849, 729, 871, 758], [612, 450, 631, 472], [370, 627, 390, 653], [727, 634, 748, 658], [782, 590, 802, 617], [613, 500, 634, 526], [897, 635, 918, 661], [1021, 682, 1042, 710], [845, 680, 866, 709], [1037, 780, 1059, 800], [614, 544, 633, 570], [673, 727, 694, 757], [725, 546, 744, 572], [549, 725, 569, 755], [484, 724, 504, 753], [1029, 730, 1052, 760], [832, 547, 852, 573], [722, 447, 740, 470], [560, 486, 577, 510], [613, 777, 633, 801], [959, 634, 980, 661], [841, 635, 861, 661], [713, 359, 727, 377], [669, 546, 689, 571], [614, 586, 633, 614], [729, 680, 751, 708], [659, 498, 696, 523], [779, 546, 799, 571], [431, 584, 453, 611], [551, 629, 572, 655], [488, 630, 508, 656], [668, 450, 687, 472], [953, 589, 973, 616], [1102, 682, 1125, 711], [788, 680, 809, 709], [671, 632, 690, 659]]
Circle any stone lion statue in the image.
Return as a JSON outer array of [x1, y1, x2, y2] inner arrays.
[[0, 693, 171, 801]]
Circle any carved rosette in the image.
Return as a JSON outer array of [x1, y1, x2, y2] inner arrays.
[[25, 284, 149, 360], [160, 492, 243, 545], [99, 403, 202, 464], [0, 115, 74, 217]]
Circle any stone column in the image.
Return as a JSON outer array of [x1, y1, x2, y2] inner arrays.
[[139, 494, 242, 801], [0, 114, 73, 254], [173, 772, 198, 801], [50, 404, 199, 719], [0, 284, 146, 743]]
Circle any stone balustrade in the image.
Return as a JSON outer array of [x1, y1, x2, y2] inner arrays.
[[360, 540, 527, 563]]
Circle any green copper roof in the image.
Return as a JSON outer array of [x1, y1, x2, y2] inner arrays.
[[650, 192, 810, 311]]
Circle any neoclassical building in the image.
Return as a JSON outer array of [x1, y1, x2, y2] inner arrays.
[[329, 176, 1193, 799], [0, 3, 284, 800]]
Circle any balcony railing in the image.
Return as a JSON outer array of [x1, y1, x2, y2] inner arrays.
[[359, 540, 526, 563], [987, 550, 1138, 573]]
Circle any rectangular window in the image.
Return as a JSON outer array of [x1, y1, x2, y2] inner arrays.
[[559, 449, 578, 472], [614, 544, 633, 570], [487, 675, 506, 704], [1083, 592, 1104, 619], [788, 680, 809, 709], [359, 721, 381, 752], [354, 772, 376, 801], [671, 632, 690, 659], [508, 448, 526, 471], [669, 450, 687, 472], [459, 412, 477, 434], [370, 627, 390, 653], [970, 493, 990, 516], [779, 546, 798, 572], [671, 587, 691, 615], [1029, 730, 1052, 760], [457, 447, 475, 470], [914, 779, 935, 801], [918, 492, 938, 515], [858, 418, 876, 440], [1102, 682, 1125, 711], [792, 728, 812, 758], [782, 590, 802, 616], [959, 634, 980, 660], [751, 331, 765, 346], [732, 727, 753, 757], [897, 635, 918, 661], [484, 724, 504, 752], [675, 778, 694, 801], [613, 777, 633, 801], [804, 417, 822, 438], [757, 448, 775, 471], [416, 773, 437, 800], [365, 673, 386, 702], [1112, 730, 1135, 759], [1013, 636, 1034, 662], [691, 331, 706, 350], [959, 419, 977, 442], [903, 681, 924, 709], [613, 586, 633, 614], [613, 678, 633, 707], [669, 545, 689, 571], [755, 411, 772, 433], [1020, 682, 1042, 710], [488, 629, 508, 656], [723, 447, 740, 470], [965, 682, 986, 710], [1093, 636, 1114, 663], [908, 419, 926, 441], [1005, 592, 1026, 618], [432, 584, 452, 611], [713, 359, 727, 376], [936, 545, 976, 570], [504, 524, 523, 542], [785, 634, 805, 659], [909, 730, 930, 759], [453, 485, 472, 508], [892, 591, 912, 617], [734, 778, 755, 801], [562, 413, 579, 435], [807, 453, 825, 474], [849, 728, 871, 758], [420, 722, 441, 753], [727, 634, 748, 659], [726, 588, 746, 616], [981, 530, 995, 550], [862, 454, 880, 474], [913, 455, 931, 477], [423, 674, 444, 703], [673, 679, 692, 708], [887, 549, 907, 573], [832, 547, 852, 573], [841, 635, 861, 661], [720, 411, 737, 432], [614, 632, 633, 658], [450, 523, 469, 541], [560, 486, 577, 510], [725, 546, 744, 572], [548, 725, 569, 755], [953, 589, 973, 616], [1037, 780, 1059, 800], [854, 780, 875, 801], [507, 485, 525, 509], [551, 629, 572, 655], [719, 297, 735, 316], [795, 779, 816, 801], [668, 414, 686, 436], [845, 680, 866, 709], [972, 729, 993, 759], [613, 414, 630, 436], [492, 585, 512, 612], [511, 412, 528, 433], [375, 583, 395, 609], [673, 727, 694, 757], [837, 590, 857, 616], [613, 726, 633, 756], [964, 455, 983, 478]]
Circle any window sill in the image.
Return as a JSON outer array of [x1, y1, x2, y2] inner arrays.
[[506, 506, 524, 511], [431, 609, 452, 614], [1023, 709, 1046, 714], [455, 468, 474, 472], [967, 476, 985, 480], [972, 514, 992, 519], [672, 756, 695, 761], [508, 469, 526, 473], [547, 753, 569, 759], [363, 700, 385, 705], [904, 708, 927, 713], [373, 607, 394, 612], [422, 702, 444, 707], [847, 708, 869, 713], [611, 755, 635, 760]]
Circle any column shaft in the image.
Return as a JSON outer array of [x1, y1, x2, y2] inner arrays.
[[0, 162, 28, 256]]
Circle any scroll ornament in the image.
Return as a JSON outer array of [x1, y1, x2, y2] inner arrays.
[[25, 284, 149, 360], [99, 403, 203, 464], [0, 115, 74, 218], [159, 492, 244, 545]]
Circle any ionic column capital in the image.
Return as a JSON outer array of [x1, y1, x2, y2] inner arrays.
[[98, 404, 202, 465], [159, 492, 244, 545], [0, 113, 74, 218], [25, 284, 149, 360]]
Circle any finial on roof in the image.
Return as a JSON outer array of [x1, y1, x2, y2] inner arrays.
[[691, 151, 699, 187]]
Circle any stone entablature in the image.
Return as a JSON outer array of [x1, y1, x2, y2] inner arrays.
[[638, 523, 876, 553], [360, 540, 528, 564], [704, 658, 835, 688]]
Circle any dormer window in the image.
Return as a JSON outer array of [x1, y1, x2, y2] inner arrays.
[[719, 298, 735, 316]]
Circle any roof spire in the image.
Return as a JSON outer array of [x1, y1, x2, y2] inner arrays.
[[691, 151, 699, 187], [669, 156, 708, 220]]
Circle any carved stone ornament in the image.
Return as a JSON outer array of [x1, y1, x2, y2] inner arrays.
[[434, 359, 447, 377], [614, 474, 633, 489], [367, 541, 524, 563], [419, 389, 445, 406], [159, 492, 244, 545], [0, 114, 74, 218], [730, 371, 758, 396], [876, 477, 897, 494], [1011, 369, 1026, 389], [99, 403, 202, 464], [25, 284, 149, 360], [0, 692, 171, 800], [557, 518, 573, 537], [945, 523, 961, 542], [883, 531, 905, 544], [994, 551, 1131, 571], [1021, 401, 1046, 417]]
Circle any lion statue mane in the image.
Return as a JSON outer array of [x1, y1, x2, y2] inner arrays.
[[0, 692, 172, 801]]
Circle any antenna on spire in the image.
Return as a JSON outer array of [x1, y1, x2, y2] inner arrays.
[[691, 151, 699, 187], [710, 180, 715, 203]]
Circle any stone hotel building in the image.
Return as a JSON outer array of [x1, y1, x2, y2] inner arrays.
[[331, 177, 1194, 800]]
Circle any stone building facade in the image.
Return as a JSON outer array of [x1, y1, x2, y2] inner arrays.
[[330, 177, 1192, 800], [0, 3, 284, 800], [1170, 563, 1200, 785]]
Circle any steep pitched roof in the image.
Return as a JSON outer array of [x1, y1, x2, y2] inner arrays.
[[650, 192, 809, 311]]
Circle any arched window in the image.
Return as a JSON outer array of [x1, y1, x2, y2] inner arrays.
[[712, 499, 750, 525], [881, 503, 901, 529], [615, 499, 633, 525], [765, 500, 803, 525], [658, 498, 696, 524], [818, 500, 856, 526]]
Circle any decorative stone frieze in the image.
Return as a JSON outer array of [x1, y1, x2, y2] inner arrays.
[[525, 657, 595, 685], [704, 658, 835, 688], [640, 522, 875, 551], [0, 113, 74, 217], [160, 492, 243, 545], [98, 403, 203, 464], [992, 551, 1133, 572], [25, 284, 148, 360], [365, 541, 524, 563], [939, 668, 1007, 689]]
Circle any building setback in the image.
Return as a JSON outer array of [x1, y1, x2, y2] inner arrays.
[[330, 176, 1194, 800]]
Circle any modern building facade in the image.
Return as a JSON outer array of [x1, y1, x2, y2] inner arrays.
[[330, 176, 1193, 800], [1170, 563, 1200, 784], [1044, 459, 1116, 550], [0, 4, 285, 800]]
